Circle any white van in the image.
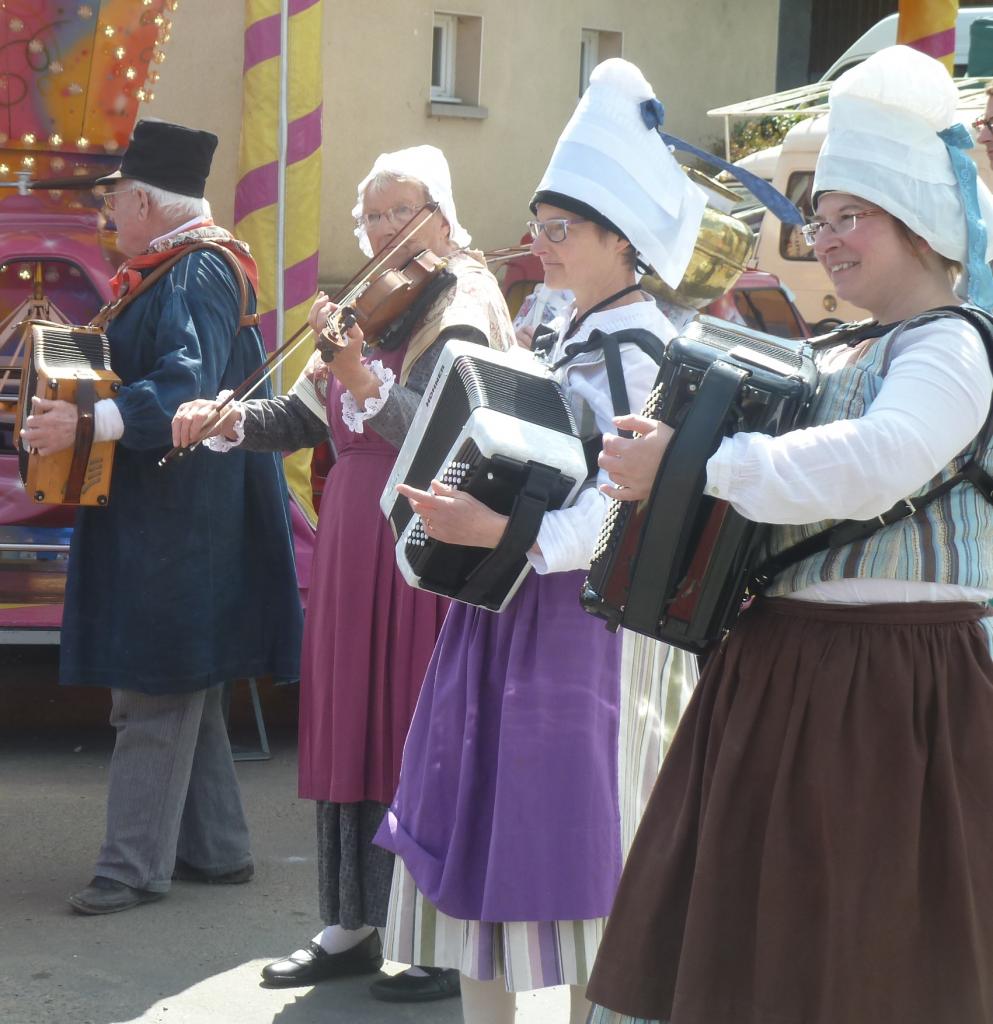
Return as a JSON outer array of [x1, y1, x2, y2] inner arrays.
[[822, 8, 993, 80], [744, 87, 993, 329]]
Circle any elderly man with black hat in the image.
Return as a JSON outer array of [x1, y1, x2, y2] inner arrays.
[[23, 119, 303, 915]]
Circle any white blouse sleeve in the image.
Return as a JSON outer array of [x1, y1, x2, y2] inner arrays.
[[528, 343, 661, 574], [340, 360, 396, 433], [705, 319, 993, 524], [201, 390, 246, 452]]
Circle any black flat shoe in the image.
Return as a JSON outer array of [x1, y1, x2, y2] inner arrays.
[[369, 966, 461, 1003], [68, 876, 164, 916], [172, 858, 255, 884], [260, 930, 383, 987]]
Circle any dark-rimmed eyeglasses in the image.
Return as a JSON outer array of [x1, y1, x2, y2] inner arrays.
[[972, 115, 993, 135], [526, 218, 587, 244], [800, 210, 882, 247], [356, 204, 427, 230]]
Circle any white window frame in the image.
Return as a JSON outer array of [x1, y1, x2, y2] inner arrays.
[[579, 29, 599, 95], [432, 13, 458, 101]]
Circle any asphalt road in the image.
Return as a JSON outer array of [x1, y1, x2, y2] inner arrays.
[[0, 648, 568, 1024]]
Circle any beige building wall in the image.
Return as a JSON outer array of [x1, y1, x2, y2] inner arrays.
[[145, 0, 780, 284]]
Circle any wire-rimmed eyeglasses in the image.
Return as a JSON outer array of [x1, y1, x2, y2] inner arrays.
[[972, 115, 993, 135], [100, 187, 136, 212], [356, 204, 428, 230], [800, 209, 882, 247]]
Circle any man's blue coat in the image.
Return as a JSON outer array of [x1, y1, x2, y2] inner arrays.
[[60, 249, 303, 693]]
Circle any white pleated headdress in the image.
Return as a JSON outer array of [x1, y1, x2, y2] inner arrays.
[[532, 59, 706, 288], [352, 144, 471, 258], [814, 45, 993, 283]]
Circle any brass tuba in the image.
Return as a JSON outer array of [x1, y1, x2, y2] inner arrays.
[[640, 168, 755, 309]]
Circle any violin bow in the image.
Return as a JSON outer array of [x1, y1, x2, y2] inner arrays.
[[158, 204, 441, 467]]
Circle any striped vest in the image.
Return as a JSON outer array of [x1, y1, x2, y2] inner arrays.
[[764, 314, 993, 597]]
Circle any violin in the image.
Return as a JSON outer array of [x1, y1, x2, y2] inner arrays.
[[159, 204, 448, 466], [319, 246, 450, 356]]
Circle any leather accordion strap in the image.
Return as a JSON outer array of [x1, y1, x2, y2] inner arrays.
[[90, 240, 260, 331], [455, 463, 563, 607], [624, 359, 748, 637], [64, 377, 96, 504]]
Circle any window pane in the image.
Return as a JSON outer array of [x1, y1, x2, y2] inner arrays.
[[778, 170, 816, 262], [733, 288, 805, 338], [432, 25, 444, 88]]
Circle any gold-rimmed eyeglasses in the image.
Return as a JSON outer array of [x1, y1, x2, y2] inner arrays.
[[101, 187, 136, 212]]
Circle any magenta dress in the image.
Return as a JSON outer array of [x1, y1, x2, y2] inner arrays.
[[297, 341, 450, 805]]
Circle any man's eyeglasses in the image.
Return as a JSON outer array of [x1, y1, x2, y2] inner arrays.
[[357, 204, 427, 230], [100, 187, 135, 212], [972, 115, 993, 135], [800, 209, 882, 247], [526, 218, 587, 244]]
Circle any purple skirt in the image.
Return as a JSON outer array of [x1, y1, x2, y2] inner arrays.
[[377, 569, 623, 923]]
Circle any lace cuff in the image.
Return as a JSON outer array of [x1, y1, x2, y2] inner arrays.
[[340, 360, 396, 433], [203, 390, 246, 453]]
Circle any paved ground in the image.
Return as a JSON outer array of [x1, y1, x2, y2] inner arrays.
[[0, 648, 568, 1024]]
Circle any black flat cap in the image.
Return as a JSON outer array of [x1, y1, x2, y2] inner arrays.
[[95, 119, 218, 198]]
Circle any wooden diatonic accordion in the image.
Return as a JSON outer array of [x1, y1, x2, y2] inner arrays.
[[14, 323, 121, 506], [581, 315, 818, 653], [381, 341, 588, 611]]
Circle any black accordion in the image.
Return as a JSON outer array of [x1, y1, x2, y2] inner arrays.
[[381, 341, 588, 611], [581, 315, 818, 652]]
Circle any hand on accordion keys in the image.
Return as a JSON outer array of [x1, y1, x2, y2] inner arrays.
[[396, 480, 511, 551], [599, 413, 675, 502], [20, 396, 79, 456]]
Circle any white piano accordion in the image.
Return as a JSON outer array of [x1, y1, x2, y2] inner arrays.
[[381, 341, 588, 611]]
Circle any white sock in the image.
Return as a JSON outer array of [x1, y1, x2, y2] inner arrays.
[[401, 966, 429, 977], [313, 924, 375, 954]]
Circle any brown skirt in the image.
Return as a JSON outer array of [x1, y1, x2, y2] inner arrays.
[[586, 598, 993, 1024]]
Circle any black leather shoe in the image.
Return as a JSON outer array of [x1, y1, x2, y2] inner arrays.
[[260, 930, 384, 987], [172, 858, 254, 884], [369, 966, 461, 1003], [68, 876, 164, 916]]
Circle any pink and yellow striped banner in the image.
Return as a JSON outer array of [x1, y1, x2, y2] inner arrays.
[[897, 0, 958, 73], [235, 0, 323, 522]]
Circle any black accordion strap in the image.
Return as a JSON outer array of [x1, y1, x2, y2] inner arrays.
[[556, 328, 665, 443], [455, 462, 563, 607], [553, 327, 664, 373], [624, 360, 749, 636], [751, 305, 993, 592]]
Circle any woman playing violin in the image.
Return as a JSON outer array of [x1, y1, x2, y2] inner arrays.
[[173, 144, 514, 1003]]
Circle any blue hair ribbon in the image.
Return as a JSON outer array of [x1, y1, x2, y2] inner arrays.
[[938, 123, 993, 311], [639, 98, 804, 227]]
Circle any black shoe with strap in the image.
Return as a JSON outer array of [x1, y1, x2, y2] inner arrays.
[[260, 930, 384, 987], [369, 966, 462, 1003]]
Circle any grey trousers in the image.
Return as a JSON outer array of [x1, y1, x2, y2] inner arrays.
[[94, 683, 252, 893]]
